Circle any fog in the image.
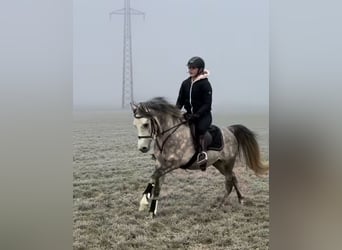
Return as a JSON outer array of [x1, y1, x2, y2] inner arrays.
[[74, 0, 268, 113]]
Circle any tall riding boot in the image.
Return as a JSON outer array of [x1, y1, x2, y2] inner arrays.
[[197, 134, 208, 171]]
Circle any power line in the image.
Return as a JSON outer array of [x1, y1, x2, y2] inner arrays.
[[110, 0, 145, 109]]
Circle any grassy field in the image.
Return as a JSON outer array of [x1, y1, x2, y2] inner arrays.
[[73, 110, 269, 250]]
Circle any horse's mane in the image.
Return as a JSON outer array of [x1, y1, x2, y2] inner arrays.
[[136, 97, 183, 120]]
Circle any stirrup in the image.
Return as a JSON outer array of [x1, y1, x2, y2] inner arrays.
[[197, 152, 208, 165]]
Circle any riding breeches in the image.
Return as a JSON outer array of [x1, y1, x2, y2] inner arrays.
[[195, 113, 212, 136]]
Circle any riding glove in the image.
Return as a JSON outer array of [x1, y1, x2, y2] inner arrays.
[[184, 113, 200, 122]]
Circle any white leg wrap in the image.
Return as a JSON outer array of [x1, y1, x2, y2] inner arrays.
[[153, 200, 158, 215], [149, 199, 158, 217], [139, 194, 149, 211]]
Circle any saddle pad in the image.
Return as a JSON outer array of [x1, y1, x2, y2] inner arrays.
[[207, 125, 224, 151]]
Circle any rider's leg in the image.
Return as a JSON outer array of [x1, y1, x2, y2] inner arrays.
[[195, 114, 212, 171], [198, 133, 212, 171]]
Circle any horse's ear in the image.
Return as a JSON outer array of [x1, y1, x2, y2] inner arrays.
[[130, 102, 138, 113]]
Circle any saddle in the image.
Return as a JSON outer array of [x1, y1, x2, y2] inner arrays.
[[189, 124, 224, 151], [206, 125, 224, 151], [180, 124, 224, 169]]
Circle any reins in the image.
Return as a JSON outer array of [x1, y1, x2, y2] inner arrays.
[[155, 120, 187, 153]]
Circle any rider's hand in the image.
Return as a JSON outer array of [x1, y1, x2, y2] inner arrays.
[[190, 113, 200, 121], [183, 112, 190, 120], [184, 113, 199, 122]]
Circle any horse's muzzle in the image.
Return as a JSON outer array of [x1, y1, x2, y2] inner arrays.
[[139, 147, 149, 153]]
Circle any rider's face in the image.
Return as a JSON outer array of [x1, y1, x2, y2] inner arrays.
[[188, 67, 199, 78]]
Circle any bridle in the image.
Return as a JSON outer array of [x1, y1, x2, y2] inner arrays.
[[134, 113, 187, 152], [134, 114, 158, 140]]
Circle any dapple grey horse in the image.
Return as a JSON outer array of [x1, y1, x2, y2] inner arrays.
[[131, 97, 268, 217]]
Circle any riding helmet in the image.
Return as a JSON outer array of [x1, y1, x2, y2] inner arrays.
[[187, 56, 205, 69]]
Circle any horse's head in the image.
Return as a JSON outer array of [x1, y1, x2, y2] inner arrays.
[[131, 97, 184, 153], [131, 102, 154, 153]]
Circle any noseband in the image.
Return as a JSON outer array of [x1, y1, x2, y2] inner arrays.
[[134, 114, 159, 140]]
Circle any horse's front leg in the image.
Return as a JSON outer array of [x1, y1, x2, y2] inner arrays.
[[139, 165, 165, 213], [145, 157, 179, 218], [139, 182, 153, 212], [149, 169, 165, 218]]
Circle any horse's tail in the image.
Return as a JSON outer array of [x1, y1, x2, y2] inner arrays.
[[229, 124, 269, 176]]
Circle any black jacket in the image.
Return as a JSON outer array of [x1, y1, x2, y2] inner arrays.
[[176, 77, 212, 117]]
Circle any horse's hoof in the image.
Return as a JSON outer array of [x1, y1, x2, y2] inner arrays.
[[239, 198, 245, 205], [150, 212, 155, 219]]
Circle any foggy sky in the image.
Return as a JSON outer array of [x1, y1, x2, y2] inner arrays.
[[74, 0, 269, 113]]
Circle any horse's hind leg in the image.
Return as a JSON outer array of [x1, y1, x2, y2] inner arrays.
[[214, 161, 234, 206], [225, 174, 234, 196], [220, 173, 234, 206], [232, 171, 245, 204]]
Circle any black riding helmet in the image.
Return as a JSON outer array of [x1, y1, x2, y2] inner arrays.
[[187, 56, 205, 70]]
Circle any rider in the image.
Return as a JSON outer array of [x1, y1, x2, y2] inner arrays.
[[176, 56, 212, 171]]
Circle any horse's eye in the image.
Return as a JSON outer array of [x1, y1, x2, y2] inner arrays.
[[143, 123, 149, 129]]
